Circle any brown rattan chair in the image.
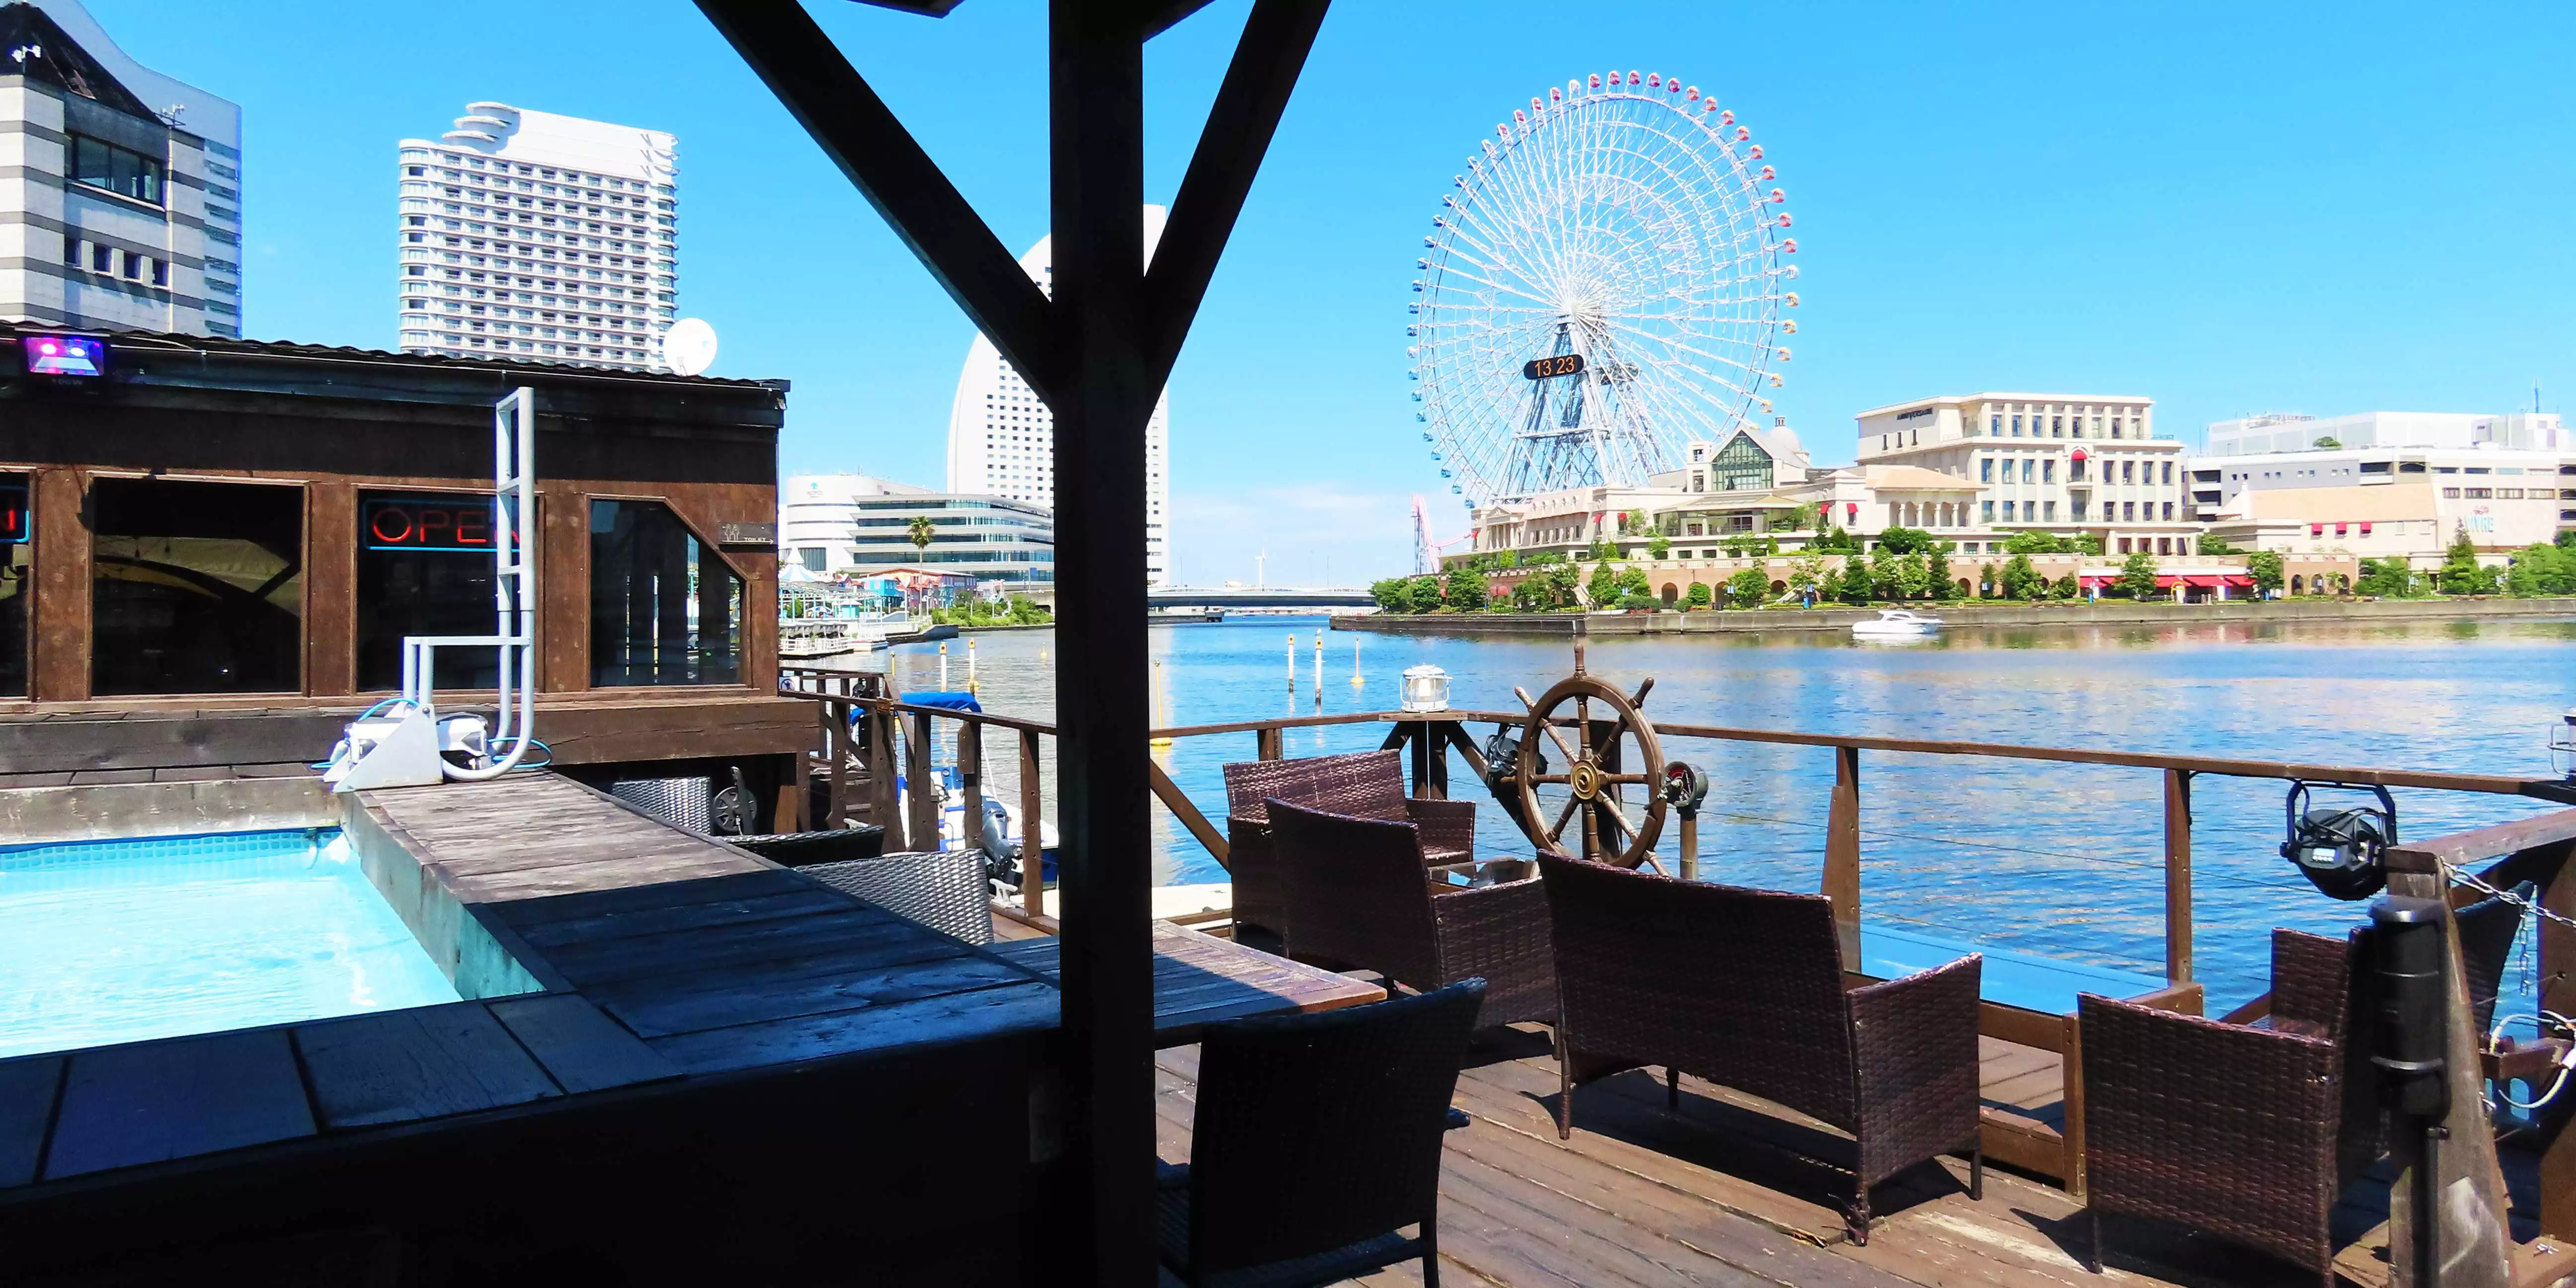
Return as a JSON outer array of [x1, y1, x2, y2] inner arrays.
[[2081, 927, 2361, 1286], [1156, 978, 1486, 1287], [1220, 750, 1474, 940], [1537, 855, 1982, 1242], [1268, 799, 1555, 1028]]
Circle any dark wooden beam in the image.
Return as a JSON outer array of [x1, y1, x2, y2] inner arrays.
[[696, 0, 1057, 389], [1046, 3, 1158, 1281], [1139, 0, 1330, 385]]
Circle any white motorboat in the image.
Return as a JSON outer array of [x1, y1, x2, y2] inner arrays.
[[1850, 609, 1945, 640]]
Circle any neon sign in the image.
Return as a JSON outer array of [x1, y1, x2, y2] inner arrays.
[[0, 479, 25, 544], [24, 334, 105, 377], [363, 495, 516, 553]]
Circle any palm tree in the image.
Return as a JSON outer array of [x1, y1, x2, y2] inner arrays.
[[907, 514, 936, 557]]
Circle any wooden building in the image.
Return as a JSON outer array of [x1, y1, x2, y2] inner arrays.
[[0, 323, 811, 820]]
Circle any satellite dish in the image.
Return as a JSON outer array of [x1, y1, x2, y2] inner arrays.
[[661, 318, 718, 377]]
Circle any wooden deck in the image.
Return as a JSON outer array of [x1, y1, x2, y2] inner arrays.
[[1147, 1024, 2371, 1288]]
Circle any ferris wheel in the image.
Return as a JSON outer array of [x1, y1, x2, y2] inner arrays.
[[1410, 70, 1800, 510]]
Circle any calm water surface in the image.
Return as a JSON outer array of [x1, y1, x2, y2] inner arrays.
[[881, 614, 2576, 1011]]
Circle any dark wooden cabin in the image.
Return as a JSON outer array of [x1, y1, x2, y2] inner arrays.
[[0, 323, 810, 820]]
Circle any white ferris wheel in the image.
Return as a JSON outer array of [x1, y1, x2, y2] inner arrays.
[[1410, 70, 1800, 512]]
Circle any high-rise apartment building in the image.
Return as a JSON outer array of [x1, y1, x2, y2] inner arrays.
[[0, 0, 242, 337], [397, 103, 677, 369], [945, 207, 1171, 585]]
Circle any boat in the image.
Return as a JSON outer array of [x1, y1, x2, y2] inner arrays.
[[1850, 608, 1944, 640]]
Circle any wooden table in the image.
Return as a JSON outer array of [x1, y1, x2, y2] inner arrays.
[[990, 921, 1385, 1046]]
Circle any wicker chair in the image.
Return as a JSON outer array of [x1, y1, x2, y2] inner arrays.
[[1537, 855, 1982, 1242], [797, 850, 993, 945], [1268, 800, 1555, 1028], [1220, 750, 1475, 940], [1157, 978, 1485, 1287], [2081, 927, 2359, 1286]]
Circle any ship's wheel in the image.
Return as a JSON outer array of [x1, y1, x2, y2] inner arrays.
[[1512, 644, 1667, 868]]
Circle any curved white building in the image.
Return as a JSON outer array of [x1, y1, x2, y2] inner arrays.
[[946, 207, 1170, 585]]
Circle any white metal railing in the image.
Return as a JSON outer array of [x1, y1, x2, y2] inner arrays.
[[401, 386, 540, 780]]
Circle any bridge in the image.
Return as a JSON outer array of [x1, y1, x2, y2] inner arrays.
[[1145, 585, 1377, 609]]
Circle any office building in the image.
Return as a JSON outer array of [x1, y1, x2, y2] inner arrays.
[[2190, 419, 2576, 562], [1854, 393, 2195, 554], [781, 473, 1054, 585], [945, 206, 1170, 585], [397, 103, 677, 369], [0, 0, 242, 337]]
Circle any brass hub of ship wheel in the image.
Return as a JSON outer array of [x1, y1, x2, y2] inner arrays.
[[1512, 644, 1667, 869]]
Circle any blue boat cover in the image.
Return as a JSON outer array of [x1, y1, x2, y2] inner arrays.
[[899, 690, 985, 713]]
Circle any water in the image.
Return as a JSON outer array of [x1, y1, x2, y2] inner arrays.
[[0, 828, 462, 1058], [882, 614, 2576, 1014]]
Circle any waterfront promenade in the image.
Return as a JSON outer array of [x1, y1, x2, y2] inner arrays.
[[1337, 595, 2576, 637]]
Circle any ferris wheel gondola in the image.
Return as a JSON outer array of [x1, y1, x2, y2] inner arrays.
[[1412, 71, 1800, 509]]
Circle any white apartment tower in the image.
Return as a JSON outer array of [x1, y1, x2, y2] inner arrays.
[[0, 0, 243, 337], [946, 207, 1171, 586], [397, 103, 677, 370]]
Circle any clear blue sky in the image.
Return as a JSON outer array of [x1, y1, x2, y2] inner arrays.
[[83, 0, 2576, 584]]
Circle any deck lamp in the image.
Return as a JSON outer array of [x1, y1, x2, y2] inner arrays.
[[1400, 664, 1452, 713], [2279, 780, 2398, 900]]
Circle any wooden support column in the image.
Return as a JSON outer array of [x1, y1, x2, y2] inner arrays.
[[824, 700, 847, 830], [1408, 720, 1439, 799], [1824, 744, 1862, 969], [870, 701, 903, 851], [305, 480, 357, 697], [1424, 721, 1452, 799], [958, 720, 983, 853], [29, 467, 87, 702], [905, 710, 938, 850], [1256, 727, 1281, 761], [1022, 729, 1046, 916], [2164, 768, 2193, 984]]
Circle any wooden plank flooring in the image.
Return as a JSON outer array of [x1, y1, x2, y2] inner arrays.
[[1150, 1025, 2353, 1288]]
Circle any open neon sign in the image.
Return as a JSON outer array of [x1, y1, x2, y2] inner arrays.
[[363, 495, 517, 553]]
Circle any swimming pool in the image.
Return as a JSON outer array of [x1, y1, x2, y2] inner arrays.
[[0, 828, 463, 1058]]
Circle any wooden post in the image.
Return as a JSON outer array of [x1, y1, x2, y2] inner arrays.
[[2541, 855, 2576, 1239], [826, 700, 848, 831], [906, 710, 939, 851], [1407, 721, 1435, 799], [1679, 812, 1698, 882], [1424, 721, 1452, 799], [2061, 1010, 2088, 1199], [959, 719, 984, 856], [2164, 769, 2193, 984], [1825, 744, 1861, 969], [870, 700, 903, 850], [1022, 729, 1046, 916], [1257, 726, 1283, 761]]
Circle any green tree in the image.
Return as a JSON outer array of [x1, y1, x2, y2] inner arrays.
[[907, 514, 937, 554], [1443, 564, 1489, 611], [2355, 558, 2415, 598], [2246, 550, 2285, 597], [2073, 531, 2106, 557], [1788, 551, 1829, 600], [1999, 553, 2044, 600], [1368, 576, 1418, 613], [1684, 580, 1713, 609], [1839, 562, 1874, 604], [1890, 551, 1931, 600], [1647, 532, 1671, 559], [1815, 567, 1844, 603], [1616, 566, 1653, 604], [1496, 549, 1520, 569], [2560, 531, 2576, 553], [2051, 574, 2080, 599], [2117, 550, 2162, 600], [2437, 526, 2498, 595], [2196, 534, 2236, 555], [1812, 525, 1860, 554], [1726, 566, 1770, 608], [1585, 561, 1620, 608], [1875, 526, 1934, 555], [2505, 543, 2576, 596], [1926, 544, 1957, 600], [2312, 435, 2342, 449], [1768, 508, 1808, 532], [1978, 562, 1999, 597], [2002, 530, 2068, 556]]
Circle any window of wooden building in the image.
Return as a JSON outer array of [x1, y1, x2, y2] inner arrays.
[[589, 499, 741, 687], [356, 491, 507, 691], [1, 474, 28, 698], [91, 478, 304, 696]]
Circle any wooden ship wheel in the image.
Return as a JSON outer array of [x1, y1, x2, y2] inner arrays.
[[1512, 643, 1667, 868]]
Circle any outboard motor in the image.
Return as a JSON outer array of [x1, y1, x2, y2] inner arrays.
[[2279, 780, 2398, 900]]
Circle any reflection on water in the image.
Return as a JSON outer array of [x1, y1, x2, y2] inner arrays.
[[881, 615, 2576, 1012]]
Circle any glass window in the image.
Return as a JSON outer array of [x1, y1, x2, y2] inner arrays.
[[357, 492, 512, 691], [1979, 459, 1992, 483], [2042, 460, 2056, 483], [590, 499, 741, 686], [2050, 416, 2064, 438], [0, 474, 27, 697], [2043, 501, 2057, 522], [2021, 459, 2034, 483], [1709, 434, 1774, 492], [91, 478, 303, 695], [1987, 414, 2000, 435], [2010, 415, 2022, 436], [69, 134, 163, 205], [2002, 500, 2016, 522], [2162, 461, 2174, 485], [1981, 500, 1994, 523]]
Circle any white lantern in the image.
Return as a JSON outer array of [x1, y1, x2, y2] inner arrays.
[[1400, 664, 1451, 713]]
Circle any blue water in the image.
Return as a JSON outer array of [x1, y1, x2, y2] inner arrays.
[[881, 613, 2576, 1015], [0, 828, 462, 1058]]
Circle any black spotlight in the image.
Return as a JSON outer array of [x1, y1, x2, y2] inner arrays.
[[2280, 780, 2398, 900]]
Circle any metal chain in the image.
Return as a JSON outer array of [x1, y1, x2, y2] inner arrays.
[[2441, 861, 2576, 934]]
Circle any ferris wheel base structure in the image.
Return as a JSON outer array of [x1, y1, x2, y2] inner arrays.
[[1409, 69, 1801, 512]]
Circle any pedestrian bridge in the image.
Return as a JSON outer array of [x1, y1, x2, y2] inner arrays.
[[1146, 585, 1376, 609]]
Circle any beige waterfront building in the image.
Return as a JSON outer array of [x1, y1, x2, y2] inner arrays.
[[1852, 393, 2195, 556]]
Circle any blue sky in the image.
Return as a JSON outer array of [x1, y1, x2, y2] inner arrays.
[[82, 1, 2576, 584]]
